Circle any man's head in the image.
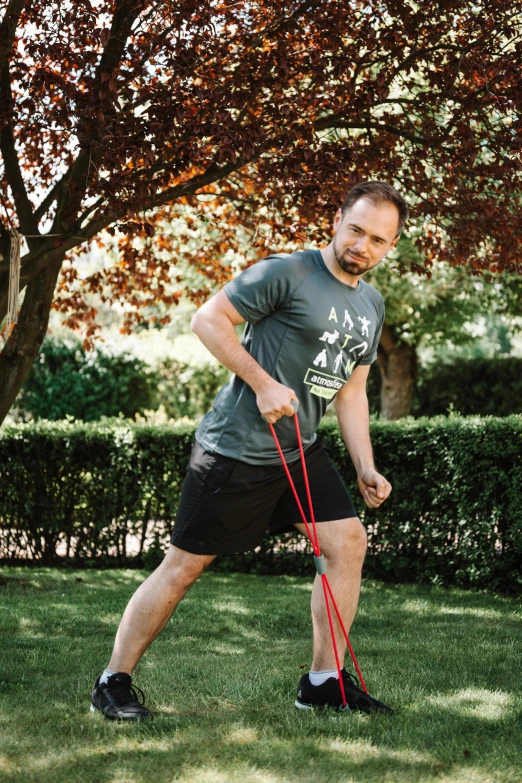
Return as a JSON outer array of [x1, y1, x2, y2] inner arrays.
[[331, 181, 408, 278]]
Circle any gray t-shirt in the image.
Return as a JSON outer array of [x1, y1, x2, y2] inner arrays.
[[195, 249, 384, 464]]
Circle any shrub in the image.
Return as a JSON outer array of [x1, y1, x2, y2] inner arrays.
[[0, 418, 194, 564], [15, 336, 160, 421], [412, 357, 522, 417], [16, 338, 522, 424], [367, 356, 522, 418], [14, 336, 232, 425], [156, 358, 231, 421], [1, 416, 521, 592]]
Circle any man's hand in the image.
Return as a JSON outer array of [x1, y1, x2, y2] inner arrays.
[[357, 469, 392, 509], [256, 380, 298, 424]]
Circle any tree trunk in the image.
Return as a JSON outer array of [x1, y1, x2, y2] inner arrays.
[[0, 255, 64, 425], [376, 324, 418, 419]]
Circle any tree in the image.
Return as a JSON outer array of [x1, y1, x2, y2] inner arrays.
[[366, 236, 522, 418], [1, 0, 521, 425]]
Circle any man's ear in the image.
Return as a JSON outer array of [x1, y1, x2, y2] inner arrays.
[[333, 208, 343, 231], [390, 234, 400, 249]]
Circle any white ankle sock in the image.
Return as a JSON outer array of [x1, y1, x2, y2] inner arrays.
[[309, 669, 339, 686], [100, 669, 117, 684]]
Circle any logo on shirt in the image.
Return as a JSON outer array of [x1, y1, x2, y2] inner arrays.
[[304, 368, 346, 400]]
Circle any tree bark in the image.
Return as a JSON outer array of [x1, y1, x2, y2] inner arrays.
[[376, 324, 418, 420], [0, 254, 64, 425]]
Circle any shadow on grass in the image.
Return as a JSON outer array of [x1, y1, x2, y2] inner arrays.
[[1, 705, 520, 783], [0, 569, 521, 783]]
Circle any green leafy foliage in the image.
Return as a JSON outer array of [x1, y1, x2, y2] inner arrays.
[[367, 239, 522, 351], [325, 416, 522, 594], [14, 336, 231, 424], [413, 357, 522, 417], [1, 417, 521, 593], [366, 357, 522, 417], [15, 336, 161, 422], [156, 357, 231, 421]]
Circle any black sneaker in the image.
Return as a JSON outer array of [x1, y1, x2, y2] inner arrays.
[[90, 672, 153, 720], [295, 668, 393, 714]]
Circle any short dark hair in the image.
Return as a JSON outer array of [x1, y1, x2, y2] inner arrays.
[[341, 181, 408, 236]]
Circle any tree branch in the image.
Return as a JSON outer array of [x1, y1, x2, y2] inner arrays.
[[245, 0, 323, 46], [51, 0, 146, 236], [98, 0, 145, 76], [0, 158, 243, 316], [313, 114, 425, 145], [0, 0, 26, 69], [0, 61, 39, 236], [76, 196, 105, 230], [33, 173, 71, 224], [148, 159, 242, 211]]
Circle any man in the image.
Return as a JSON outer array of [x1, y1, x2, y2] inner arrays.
[[91, 180, 407, 720]]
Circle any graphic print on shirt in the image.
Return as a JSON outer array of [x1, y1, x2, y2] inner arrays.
[[304, 368, 344, 398], [349, 341, 368, 357], [333, 351, 344, 374], [313, 348, 328, 368], [319, 329, 340, 344], [303, 305, 352, 399], [343, 309, 354, 330], [303, 301, 375, 400], [358, 315, 371, 336]]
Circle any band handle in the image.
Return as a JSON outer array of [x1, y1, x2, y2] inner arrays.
[[261, 398, 299, 424]]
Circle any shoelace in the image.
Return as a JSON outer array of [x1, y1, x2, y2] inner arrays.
[[105, 677, 146, 708], [341, 670, 363, 692]]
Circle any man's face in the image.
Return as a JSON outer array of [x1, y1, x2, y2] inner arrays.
[[332, 197, 400, 277]]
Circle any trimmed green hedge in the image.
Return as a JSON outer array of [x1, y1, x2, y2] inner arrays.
[[366, 356, 522, 418], [1, 416, 521, 592], [412, 357, 522, 417]]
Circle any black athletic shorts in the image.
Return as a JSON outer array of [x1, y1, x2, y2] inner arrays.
[[170, 436, 357, 555]]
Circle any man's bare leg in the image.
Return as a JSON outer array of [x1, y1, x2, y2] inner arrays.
[[294, 517, 367, 671], [107, 545, 216, 674]]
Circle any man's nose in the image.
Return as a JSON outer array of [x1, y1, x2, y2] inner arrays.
[[353, 234, 369, 254]]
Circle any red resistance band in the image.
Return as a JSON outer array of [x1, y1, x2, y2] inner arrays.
[[268, 413, 368, 708]]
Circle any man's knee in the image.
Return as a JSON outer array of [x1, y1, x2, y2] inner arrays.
[[161, 545, 216, 591], [323, 517, 367, 563]]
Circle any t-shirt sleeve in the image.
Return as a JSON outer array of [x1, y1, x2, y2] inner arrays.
[[359, 299, 385, 366], [223, 254, 295, 325]]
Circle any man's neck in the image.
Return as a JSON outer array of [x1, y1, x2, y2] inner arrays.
[[320, 244, 361, 288]]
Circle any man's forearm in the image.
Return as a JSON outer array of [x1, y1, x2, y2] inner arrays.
[[335, 393, 375, 476], [191, 311, 272, 394]]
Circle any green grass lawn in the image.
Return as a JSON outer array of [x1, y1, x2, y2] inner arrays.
[[0, 568, 521, 783]]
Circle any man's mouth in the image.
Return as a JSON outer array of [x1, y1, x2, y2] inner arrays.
[[344, 251, 367, 264]]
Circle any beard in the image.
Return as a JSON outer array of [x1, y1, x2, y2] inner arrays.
[[332, 237, 371, 276]]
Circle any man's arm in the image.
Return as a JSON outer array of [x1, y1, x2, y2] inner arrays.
[[334, 365, 392, 509], [191, 289, 297, 424]]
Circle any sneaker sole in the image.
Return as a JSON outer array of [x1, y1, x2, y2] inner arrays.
[[90, 703, 152, 721], [295, 699, 313, 710], [295, 699, 352, 712]]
